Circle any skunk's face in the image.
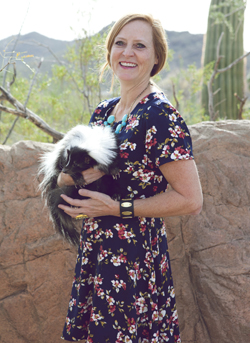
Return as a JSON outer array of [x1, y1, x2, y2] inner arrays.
[[62, 147, 97, 174]]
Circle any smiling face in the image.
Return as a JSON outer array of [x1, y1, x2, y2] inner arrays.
[[110, 20, 158, 86]]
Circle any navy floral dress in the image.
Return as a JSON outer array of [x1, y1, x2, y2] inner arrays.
[[62, 92, 193, 343]]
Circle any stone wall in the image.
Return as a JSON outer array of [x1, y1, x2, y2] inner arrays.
[[0, 120, 249, 343], [168, 120, 250, 342]]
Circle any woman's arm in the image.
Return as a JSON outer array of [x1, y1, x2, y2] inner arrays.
[[134, 159, 203, 217], [57, 168, 105, 187], [58, 159, 203, 219]]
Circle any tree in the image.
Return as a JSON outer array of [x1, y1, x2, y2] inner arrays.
[[51, 29, 108, 116], [0, 29, 108, 144], [0, 85, 63, 143]]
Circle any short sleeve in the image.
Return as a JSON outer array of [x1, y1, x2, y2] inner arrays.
[[144, 101, 194, 167]]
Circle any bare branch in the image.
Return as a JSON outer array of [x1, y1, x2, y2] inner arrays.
[[29, 39, 63, 65], [0, 103, 24, 115], [207, 33, 224, 120], [235, 18, 243, 37], [7, 63, 17, 93], [234, 93, 248, 119], [224, 5, 246, 18], [0, 86, 64, 142], [2, 117, 19, 145], [0, 61, 15, 73], [1, 3, 30, 87], [216, 32, 224, 63], [171, 81, 179, 111], [24, 57, 44, 109], [214, 98, 226, 109], [218, 51, 250, 73], [27, 39, 84, 95], [3, 58, 44, 144], [27, 38, 95, 115], [213, 88, 221, 96]]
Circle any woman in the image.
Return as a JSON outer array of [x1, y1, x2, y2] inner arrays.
[[59, 13, 203, 343]]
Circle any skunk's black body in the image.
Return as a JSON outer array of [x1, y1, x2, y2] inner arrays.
[[38, 125, 120, 246]]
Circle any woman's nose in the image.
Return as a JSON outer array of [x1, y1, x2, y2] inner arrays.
[[122, 45, 134, 57]]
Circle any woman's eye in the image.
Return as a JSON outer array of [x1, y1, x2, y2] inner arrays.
[[136, 43, 145, 49], [115, 41, 124, 46]]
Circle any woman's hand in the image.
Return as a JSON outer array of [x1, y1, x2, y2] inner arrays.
[[81, 168, 105, 185], [57, 172, 75, 187], [58, 189, 120, 219], [57, 160, 203, 220], [57, 168, 105, 187]]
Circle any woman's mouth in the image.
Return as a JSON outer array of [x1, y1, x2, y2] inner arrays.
[[119, 62, 137, 68]]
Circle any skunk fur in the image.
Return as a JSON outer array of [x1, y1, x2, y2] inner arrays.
[[38, 124, 119, 246]]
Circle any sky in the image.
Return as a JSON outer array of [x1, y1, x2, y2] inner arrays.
[[1, 0, 250, 51]]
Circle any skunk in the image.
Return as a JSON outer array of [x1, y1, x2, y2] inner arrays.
[[38, 124, 120, 246]]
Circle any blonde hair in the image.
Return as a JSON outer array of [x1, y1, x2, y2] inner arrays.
[[100, 13, 168, 84]]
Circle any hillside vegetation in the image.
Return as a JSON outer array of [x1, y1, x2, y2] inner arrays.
[[0, 28, 249, 145]]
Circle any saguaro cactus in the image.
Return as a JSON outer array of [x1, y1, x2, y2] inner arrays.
[[202, 0, 245, 119]]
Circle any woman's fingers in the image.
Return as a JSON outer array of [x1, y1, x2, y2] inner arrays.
[[58, 189, 116, 218], [58, 194, 85, 218], [78, 188, 100, 199], [58, 190, 101, 218], [57, 172, 75, 187], [59, 194, 85, 207], [57, 168, 104, 188], [81, 168, 105, 184]]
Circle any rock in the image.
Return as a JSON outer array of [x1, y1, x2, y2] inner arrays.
[[0, 121, 249, 343], [0, 141, 77, 343], [167, 120, 250, 343]]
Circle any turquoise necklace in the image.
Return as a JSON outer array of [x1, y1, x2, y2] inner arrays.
[[104, 82, 151, 134], [104, 105, 128, 134]]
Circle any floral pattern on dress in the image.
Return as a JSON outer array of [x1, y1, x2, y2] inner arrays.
[[62, 92, 193, 342]]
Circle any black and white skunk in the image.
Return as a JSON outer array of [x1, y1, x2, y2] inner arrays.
[[38, 124, 119, 246]]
